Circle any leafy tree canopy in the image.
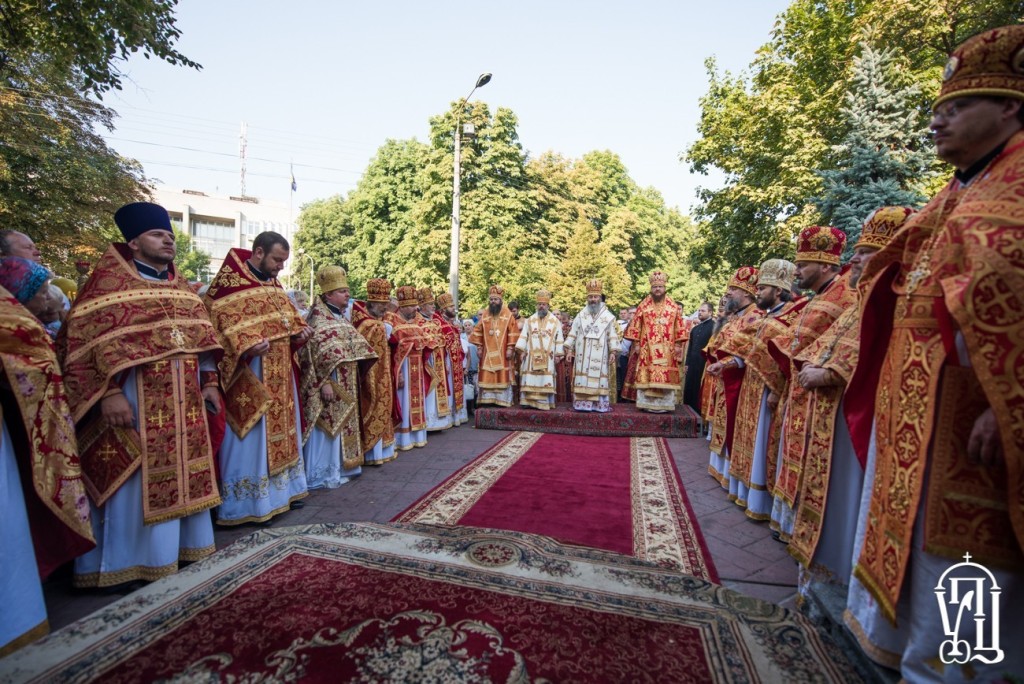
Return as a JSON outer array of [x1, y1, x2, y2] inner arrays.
[[0, 0, 198, 275], [297, 103, 723, 317], [684, 0, 1024, 271]]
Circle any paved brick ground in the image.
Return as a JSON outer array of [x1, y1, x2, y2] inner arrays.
[[42, 423, 798, 630]]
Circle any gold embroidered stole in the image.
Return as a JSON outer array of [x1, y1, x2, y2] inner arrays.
[[419, 315, 450, 417], [353, 305, 395, 450], [299, 299, 377, 468], [204, 248, 306, 475], [727, 306, 793, 496], [623, 296, 685, 389], [786, 304, 863, 566], [854, 139, 1024, 622], [774, 275, 857, 508], [0, 289, 95, 557], [390, 317, 429, 431], [469, 308, 518, 389], [433, 311, 465, 408], [60, 245, 222, 522]]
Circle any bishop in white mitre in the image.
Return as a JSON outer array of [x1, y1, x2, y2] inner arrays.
[[513, 289, 564, 410], [563, 279, 621, 412]]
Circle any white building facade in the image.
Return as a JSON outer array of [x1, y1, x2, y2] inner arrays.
[[152, 186, 300, 281]]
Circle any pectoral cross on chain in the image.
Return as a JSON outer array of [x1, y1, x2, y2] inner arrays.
[[170, 326, 186, 347], [905, 255, 931, 298]]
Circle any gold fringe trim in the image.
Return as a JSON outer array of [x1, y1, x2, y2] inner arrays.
[[143, 497, 222, 526], [364, 453, 399, 465], [214, 492, 309, 526], [179, 543, 217, 562], [74, 560, 179, 588], [0, 619, 48, 657], [842, 608, 903, 671], [396, 440, 428, 452], [744, 510, 771, 522]]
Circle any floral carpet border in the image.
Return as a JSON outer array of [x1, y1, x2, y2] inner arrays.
[[0, 523, 861, 684], [633, 436, 720, 582], [474, 402, 700, 437]]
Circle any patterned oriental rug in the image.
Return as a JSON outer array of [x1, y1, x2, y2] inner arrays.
[[474, 401, 700, 437], [0, 524, 859, 683], [394, 431, 719, 581]]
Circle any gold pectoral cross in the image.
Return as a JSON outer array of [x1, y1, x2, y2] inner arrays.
[[170, 326, 186, 347], [905, 257, 931, 298]]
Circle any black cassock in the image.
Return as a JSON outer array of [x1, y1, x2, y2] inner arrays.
[[682, 318, 714, 413]]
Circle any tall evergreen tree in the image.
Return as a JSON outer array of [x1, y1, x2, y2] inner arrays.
[[814, 40, 930, 250]]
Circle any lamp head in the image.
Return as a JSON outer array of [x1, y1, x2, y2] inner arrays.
[[476, 73, 492, 88]]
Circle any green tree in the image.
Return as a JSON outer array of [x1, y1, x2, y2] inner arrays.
[[814, 41, 930, 251], [174, 228, 211, 282], [0, 61, 148, 273], [548, 218, 630, 313], [684, 0, 1024, 271], [296, 104, 722, 317], [0, 0, 199, 96], [0, 0, 200, 273]]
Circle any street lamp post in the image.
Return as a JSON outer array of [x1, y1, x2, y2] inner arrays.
[[449, 72, 491, 314], [301, 252, 314, 303]]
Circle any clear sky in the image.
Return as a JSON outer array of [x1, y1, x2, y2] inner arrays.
[[103, 0, 790, 216]]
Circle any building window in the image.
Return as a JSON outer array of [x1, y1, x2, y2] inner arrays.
[[191, 218, 235, 260]]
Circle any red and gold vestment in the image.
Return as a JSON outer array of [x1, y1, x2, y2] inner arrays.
[[389, 315, 431, 432], [298, 298, 377, 470], [846, 133, 1024, 622], [433, 311, 465, 410], [418, 313, 450, 417], [725, 301, 801, 501], [1, 287, 94, 578], [351, 303, 396, 455], [204, 248, 306, 477], [706, 304, 764, 457], [770, 273, 856, 511], [469, 307, 519, 392], [623, 296, 687, 391], [788, 302, 862, 567], [60, 244, 222, 524]]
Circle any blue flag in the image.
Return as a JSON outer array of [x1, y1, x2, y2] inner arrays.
[[290, 164, 297, 192]]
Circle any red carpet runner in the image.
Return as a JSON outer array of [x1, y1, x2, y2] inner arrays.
[[395, 431, 718, 581]]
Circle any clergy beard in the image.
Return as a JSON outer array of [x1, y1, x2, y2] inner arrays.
[[488, 302, 502, 315], [537, 309, 548, 318], [652, 293, 666, 303], [587, 302, 601, 316]]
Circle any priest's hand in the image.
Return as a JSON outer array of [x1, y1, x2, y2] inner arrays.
[[321, 384, 336, 402], [101, 392, 134, 428], [202, 386, 223, 414], [248, 339, 271, 358], [767, 392, 780, 412], [707, 361, 724, 376], [798, 365, 829, 389], [396, 374, 405, 390], [293, 325, 313, 344], [505, 347, 513, 360], [565, 351, 574, 364], [967, 407, 1002, 467]]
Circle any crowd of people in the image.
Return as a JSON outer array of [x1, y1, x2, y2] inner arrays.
[[0, 25, 1021, 681], [694, 26, 1023, 682], [0, 197, 704, 656]]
